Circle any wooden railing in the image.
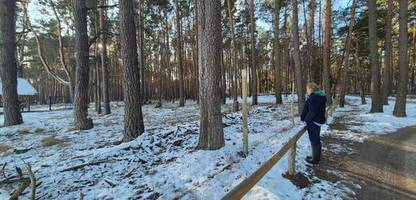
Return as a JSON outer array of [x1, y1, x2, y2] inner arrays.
[[222, 99, 339, 200]]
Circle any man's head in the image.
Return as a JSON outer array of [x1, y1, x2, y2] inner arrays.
[[306, 82, 320, 95]]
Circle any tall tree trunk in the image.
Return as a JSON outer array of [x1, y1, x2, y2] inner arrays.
[[197, 0, 224, 150], [274, 0, 283, 104], [119, 0, 145, 141], [17, 2, 29, 79], [382, 0, 393, 105], [94, 7, 102, 114], [322, 0, 332, 104], [393, 0, 409, 117], [356, 37, 366, 105], [283, 5, 289, 96], [156, 33, 163, 108], [249, 0, 258, 105], [308, 0, 316, 83], [368, 0, 383, 113], [412, 26, 416, 94], [0, 0, 23, 126], [73, 0, 93, 130], [339, 0, 356, 107], [95, 44, 102, 114], [221, 49, 226, 104], [176, 0, 185, 107], [226, 0, 239, 111], [291, 0, 305, 114], [137, 0, 146, 103], [193, 0, 199, 103], [100, 0, 111, 114]]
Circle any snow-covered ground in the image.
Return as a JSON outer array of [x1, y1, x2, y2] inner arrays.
[[326, 96, 416, 142], [0, 95, 415, 200]]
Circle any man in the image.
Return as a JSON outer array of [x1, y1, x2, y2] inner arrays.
[[301, 83, 327, 164]]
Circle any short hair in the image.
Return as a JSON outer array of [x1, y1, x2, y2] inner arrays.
[[307, 82, 320, 92]]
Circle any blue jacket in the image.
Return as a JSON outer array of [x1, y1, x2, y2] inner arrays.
[[301, 91, 327, 124]]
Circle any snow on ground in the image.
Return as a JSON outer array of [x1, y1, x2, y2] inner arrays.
[[0, 95, 415, 200], [324, 96, 416, 142]]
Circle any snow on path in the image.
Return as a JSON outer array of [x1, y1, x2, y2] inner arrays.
[[326, 96, 416, 142], [242, 95, 416, 200]]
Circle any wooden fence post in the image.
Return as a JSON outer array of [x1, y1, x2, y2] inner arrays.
[[49, 96, 52, 111], [288, 141, 297, 176], [242, 69, 249, 156], [290, 82, 295, 127]]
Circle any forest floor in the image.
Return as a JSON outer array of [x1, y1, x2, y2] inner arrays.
[[0, 95, 415, 200]]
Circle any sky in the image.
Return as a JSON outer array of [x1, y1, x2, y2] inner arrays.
[[28, 0, 352, 23]]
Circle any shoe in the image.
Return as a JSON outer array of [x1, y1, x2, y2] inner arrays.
[[306, 156, 312, 160]]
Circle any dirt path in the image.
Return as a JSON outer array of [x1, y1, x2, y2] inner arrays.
[[311, 104, 416, 200]]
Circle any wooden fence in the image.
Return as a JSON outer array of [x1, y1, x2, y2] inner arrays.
[[222, 99, 339, 200]]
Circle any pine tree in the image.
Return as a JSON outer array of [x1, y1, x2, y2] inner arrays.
[[393, 0, 409, 117], [0, 0, 23, 126], [368, 0, 383, 113], [73, 0, 93, 130], [119, 0, 145, 141], [197, 0, 224, 150]]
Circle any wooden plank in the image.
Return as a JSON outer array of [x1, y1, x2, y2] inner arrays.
[[222, 126, 307, 200], [242, 69, 249, 156]]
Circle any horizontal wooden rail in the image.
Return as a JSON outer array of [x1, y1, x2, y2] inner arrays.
[[222, 99, 338, 200], [222, 126, 307, 200]]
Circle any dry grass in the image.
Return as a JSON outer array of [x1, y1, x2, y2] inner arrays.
[[41, 136, 65, 147], [17, 128, 31, 134], [0, 144, 12, 153], [34, 128, 46, 133]]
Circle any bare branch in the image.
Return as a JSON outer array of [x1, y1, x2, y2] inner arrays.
[[49, 0, 72, 81], [9, 167, 30, 200], [26, 164, 36, 200], [24, 3, 70, 86]]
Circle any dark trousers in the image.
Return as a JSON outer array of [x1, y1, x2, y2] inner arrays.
[[307, 122, 322, 162]]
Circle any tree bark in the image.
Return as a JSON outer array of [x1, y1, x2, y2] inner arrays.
[[308, 0, 316, 82], [193, 0, 199, 103], [100, 0, 111, 114], [0, 0, 23, 126], [382, 0, 393, 105], [274, 0, 283, 104], [355, 37, 366, 105], [291, 0, 305, 114], [322, 0, 332, 104], [94, 7, 102, 114], [138, 0, 146, 103], [197, 0, 224, 150], [368, 0, 383, 113], [249, 0, 258, 105], [339, 0, 356, 107], [119, 0, 145, 141], [226, 0, 239, 111], [393, 0, 409, 117], [73, 0, 93, 130], [176, 0, 185, 107]]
